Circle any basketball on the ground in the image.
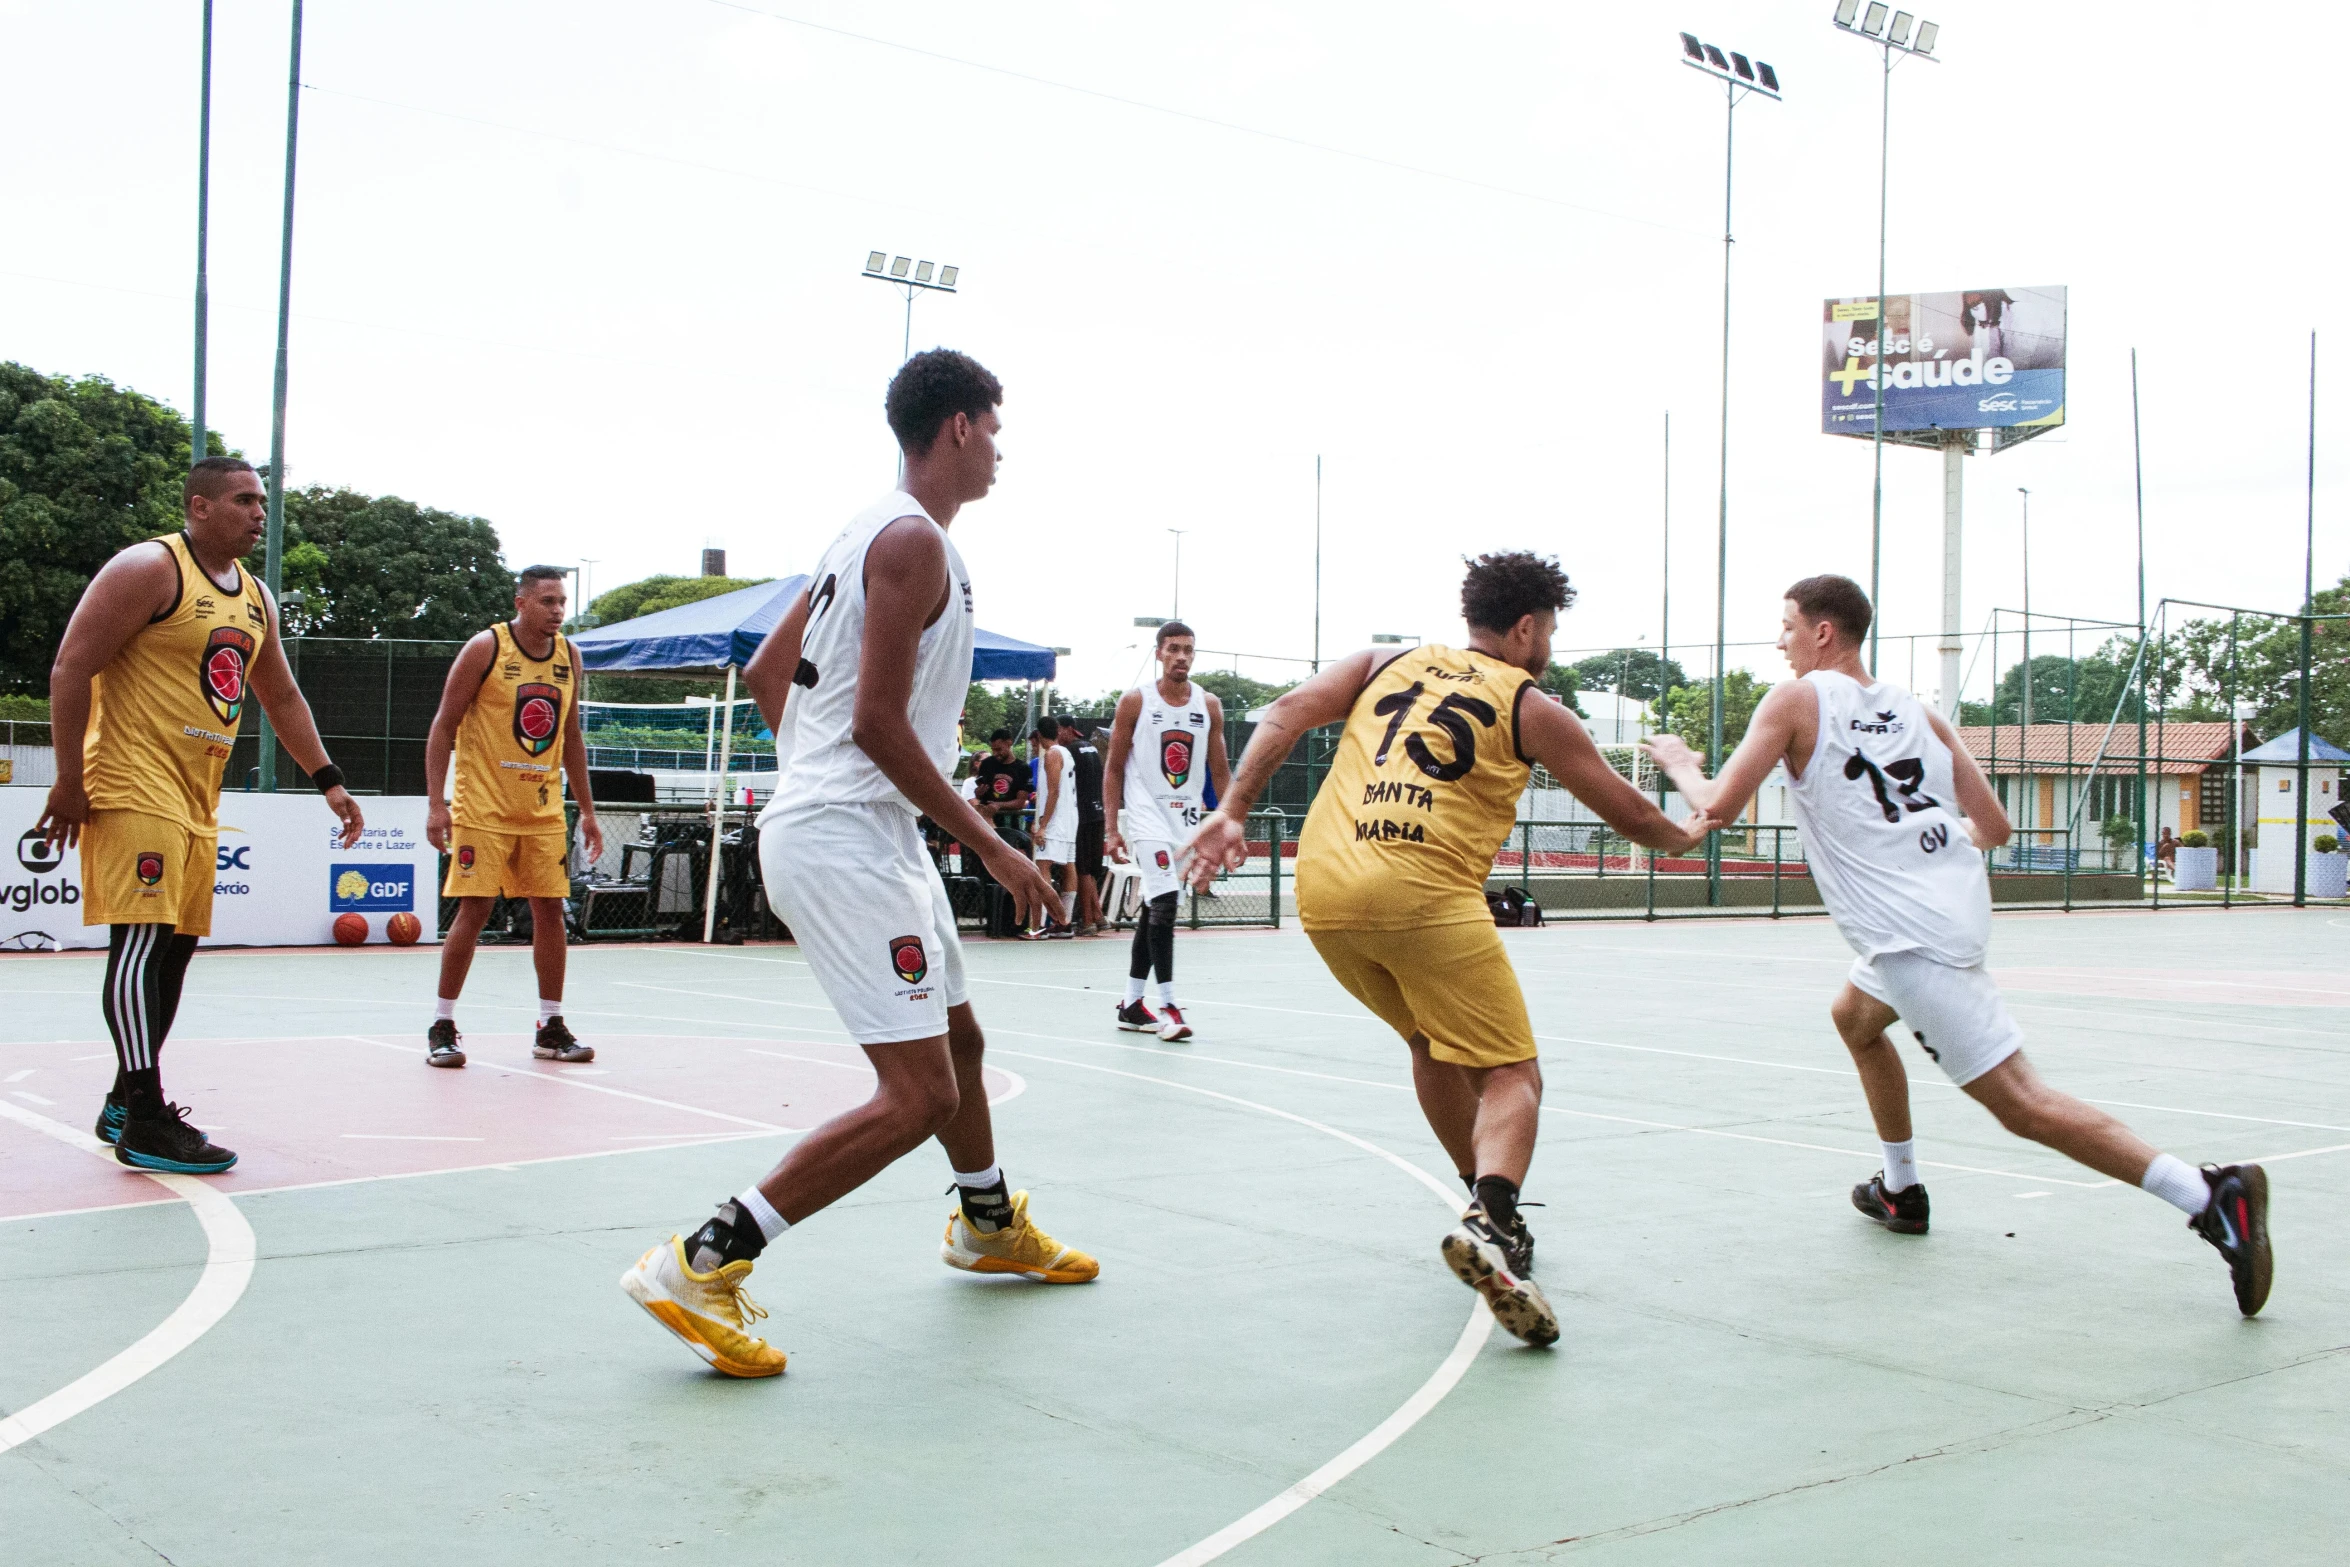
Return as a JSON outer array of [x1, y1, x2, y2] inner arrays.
[[333, 913, 369, 946], [386, 912, 422, 945]]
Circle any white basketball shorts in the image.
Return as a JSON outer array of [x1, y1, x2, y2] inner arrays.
[[760, 801, 968, 1045], [1040, 829, 1078, 864], [1130, 838, 1185, 902], [1847, 948, 2024, 1088]]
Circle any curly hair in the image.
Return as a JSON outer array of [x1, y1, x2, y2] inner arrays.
[[1459, 551, 1576, 634], [885, 348, 1003, 456], [1784, 573, 1872, 645]]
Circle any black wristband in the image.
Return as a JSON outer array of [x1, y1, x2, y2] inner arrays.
[[312, 763, 346, 793]]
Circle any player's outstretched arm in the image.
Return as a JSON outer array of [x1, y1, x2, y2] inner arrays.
[[1100, 689, 1143, 863], [39, 543, 179, 849], [1518, 690, 1713, 852], [1925, 708, 2011, 849], [742, 586, 812, 735], [1641, 681, 1806, 826], [249, 583, 364, 847], [422, 631, 497, 852], [854, 518, 1062, 927], [1185, 650, 1378, 889]]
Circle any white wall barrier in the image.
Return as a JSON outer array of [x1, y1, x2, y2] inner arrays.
[[1, 789, 438, 950]]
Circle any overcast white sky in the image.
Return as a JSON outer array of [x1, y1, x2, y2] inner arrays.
[[8, 0, 2345, 701]]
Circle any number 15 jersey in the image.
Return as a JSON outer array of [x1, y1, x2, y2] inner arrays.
[[1787, 669, 1989, 967], [1297, 645, 1535, 931]]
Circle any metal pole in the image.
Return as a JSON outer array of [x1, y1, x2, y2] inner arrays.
[[1868, 42, 1890, 676], [1709, 78, 1734, 908], [257, 0, 304, 792], [1938, 435, 1963, 716], [1170, 529, 1185, 620], [1660, 410, 1671, 806], [703, 665, 739, 942], [1312, 456, 1321, 672], [191, 0, 214, 464], [902, 286, 914, 361], [2019, 489, 2031, 848], [2295, 331, 2316, 907], [2132, 350, 2150, 877]]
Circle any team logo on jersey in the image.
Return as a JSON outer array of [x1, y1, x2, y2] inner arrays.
[[1154, 848, 1171, 870], [457, 844, 476, 871], [245, 601, 266, 629], [197, 625, 256, 725], [1850, 710, 1907, 736], [1160, 729, 1195, 788], [136, 851, 165, 886], [889, 934, 928, 985], [513, 682, 562, 756]]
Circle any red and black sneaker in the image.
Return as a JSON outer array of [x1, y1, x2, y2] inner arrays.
[[2189, 1162, 2272, 1316], [1851, 1172, 1930, 1234], [1114, 999, 1158, 1032]]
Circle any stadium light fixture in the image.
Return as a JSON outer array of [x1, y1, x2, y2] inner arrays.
[[1677, 27, 1781, 907], [1134, 616, 1170, 628], [1828, 4, 1940, 677], [1371, 633, 1416, 644], [861, 247, 962, 365], [1834, 0, 1860, 24]]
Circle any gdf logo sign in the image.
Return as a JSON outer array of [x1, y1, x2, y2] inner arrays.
[[17, 829, 63, 875]]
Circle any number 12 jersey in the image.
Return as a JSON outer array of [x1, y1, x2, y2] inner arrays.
[[1786, 669, 1989, 967], [1297, 645, 1536, 931]]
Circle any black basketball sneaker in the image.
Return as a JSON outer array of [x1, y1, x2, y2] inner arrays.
[[534, 1017, 594, 1063], [93, 1093, 129, 1147], [1114, 999, 1158, 1032], [114, 1101, 236, 1175], [426, 1019, 466, 1068], [2189, 1162, 2272, 1316], [1441, 1203, 1559, 1347], [1852, 1172, 1930, 1234]]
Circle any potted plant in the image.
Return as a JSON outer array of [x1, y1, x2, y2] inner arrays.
[[2098, 815, 2138, 871], [2173, 829, 2218, 892], [2312, 834, 2349, 900]]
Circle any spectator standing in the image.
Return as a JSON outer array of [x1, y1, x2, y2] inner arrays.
[[1061, 716, 1108, 934], [1028, 720, 1076, 937], [970, 728, 1032, 853]]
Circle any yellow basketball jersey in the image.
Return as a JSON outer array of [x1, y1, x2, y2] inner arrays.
[[451, 622, 575, 834], [1296, 645, 1537, 931], [84, 533, 270, 832]]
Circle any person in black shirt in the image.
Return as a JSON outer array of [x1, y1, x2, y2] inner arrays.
[[970, 728, 1032, 855], [1060, 716, 1108, 933]]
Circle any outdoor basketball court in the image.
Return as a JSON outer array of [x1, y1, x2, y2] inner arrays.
[[3, 906, 2345, 1564]]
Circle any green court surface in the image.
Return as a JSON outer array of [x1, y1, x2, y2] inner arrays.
[[3, 908, 2345, 1564]]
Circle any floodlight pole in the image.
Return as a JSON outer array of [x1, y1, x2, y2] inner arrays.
[[2295, 331, 2315, 907], [257, 0, 304, 793], [191, 0, 214, 465], [1659, 410, 1670, 806], [1312, 455, 1322, 672], [1169, 529, 1187, 620], [1868, 40, 1890, 675], [2018, 486, 2032, 839]]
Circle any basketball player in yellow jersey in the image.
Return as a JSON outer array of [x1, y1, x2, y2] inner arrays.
[[422, 566, 602, 1067], [1189, 552, 1715, 1344], [39, 457, 365, 1175]]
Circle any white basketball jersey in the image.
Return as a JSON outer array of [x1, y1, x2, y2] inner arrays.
[[1121, 679, 1211, 842], [1786, 669, 1990, 967], [762, 490, 974, 819], [1035, 743, 1074, 837]]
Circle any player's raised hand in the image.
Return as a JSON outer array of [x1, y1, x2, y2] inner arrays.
[[325, 785, 366, 848], [1184, 812, 1247, 892], [1640, 734, 1700, 773]]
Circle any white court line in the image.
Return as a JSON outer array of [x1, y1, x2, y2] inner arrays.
[[340, 1036, 791, 1133], [980, 1046, 1493, 1567], [0, 1098, 256, 1456], [5, 1068, 35, 1083], [11, 1090, 57, 1106]]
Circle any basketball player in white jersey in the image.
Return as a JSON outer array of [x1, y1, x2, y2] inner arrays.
[[1644, 575, 2272, 1316], [1028, 718, 1076, 937], [620, 351, 1097, 1379], [1102, 621, 1230, 1041]]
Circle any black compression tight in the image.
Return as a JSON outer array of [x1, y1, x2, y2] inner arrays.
[[1127, 892, 1178, 984], [103, 923, 198, 1100]]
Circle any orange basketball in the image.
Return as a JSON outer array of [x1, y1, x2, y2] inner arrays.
[[386, 911, 422, 946], [333, 913, 369, 946]]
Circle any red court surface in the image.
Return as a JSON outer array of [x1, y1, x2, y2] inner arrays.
[[0, 1033, 1016, 1220]]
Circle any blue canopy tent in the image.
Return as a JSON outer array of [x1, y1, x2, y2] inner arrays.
[[569, 576, 1059, 938], [569, 576, 1059, 681]]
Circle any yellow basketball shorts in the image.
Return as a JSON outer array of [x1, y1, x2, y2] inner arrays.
[[80, 810, 216, 936], [1305, 919, 1536, 1069], [442, 826, 571, 900]]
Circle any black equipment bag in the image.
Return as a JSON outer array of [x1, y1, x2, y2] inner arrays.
[[1487, 886, 1543, 927]]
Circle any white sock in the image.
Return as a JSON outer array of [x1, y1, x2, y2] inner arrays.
[[1157, 981, 1177, 1009], [951, 1163, 1005, 1191], [1124, 976, 1146, 1005], [1881, 1139, 1919, 1194], [2142, 1152, 2209, 1216], [538, 997, 562, 1023], [736, 1186, 790, 1242], [433, 997, 456, 1022]]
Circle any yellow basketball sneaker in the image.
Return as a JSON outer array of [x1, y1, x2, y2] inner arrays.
[[940, 1190, 1099, 1283], [619, 1237, 788, 1377]]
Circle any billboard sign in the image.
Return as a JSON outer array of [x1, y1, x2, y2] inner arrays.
[[1822, 285, 2066, 438]]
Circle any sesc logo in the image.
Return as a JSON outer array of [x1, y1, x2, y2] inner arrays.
[[330, 862, 415, 913], [1977, 392, 2021, 414]]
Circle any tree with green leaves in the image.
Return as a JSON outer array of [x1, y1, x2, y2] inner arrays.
[[247, 486, 514, 640], [1569, 647, 1686, 703], [0, 363, 214, 693], [588, 574, 773, 627], [1535, 661, 1587, 717], [1661, 670, 1770, 758], [1191, 669, 1295, 715]]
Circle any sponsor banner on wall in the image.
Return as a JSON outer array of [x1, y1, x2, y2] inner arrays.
[[0, 789, 438, 950], [1821, 285, 2066, 437]]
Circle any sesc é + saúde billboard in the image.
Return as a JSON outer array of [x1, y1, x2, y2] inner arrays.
[[1822, 285, 2066, 438]]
